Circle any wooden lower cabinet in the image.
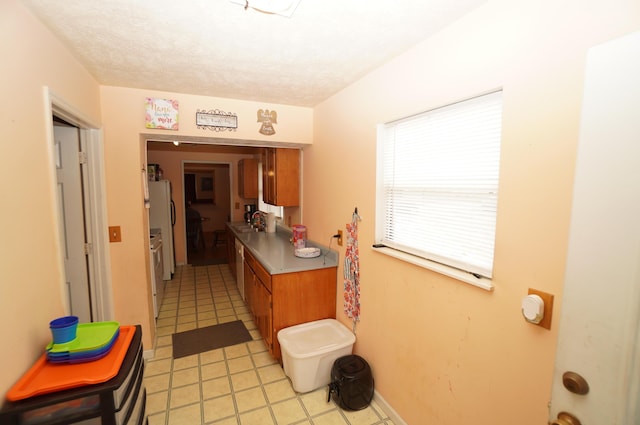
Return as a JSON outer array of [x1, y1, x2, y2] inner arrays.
[[254, 277, 273, 351], [243, 249, 337, 362]]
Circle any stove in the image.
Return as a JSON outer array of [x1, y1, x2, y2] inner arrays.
[[149, 228, 164, 318], [150, 228, 162, 249]]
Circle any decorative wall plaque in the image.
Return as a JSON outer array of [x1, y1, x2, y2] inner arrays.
[[145, 98, 179, 130], [257, 109, 277, 135], [196, 109, 238, 131]]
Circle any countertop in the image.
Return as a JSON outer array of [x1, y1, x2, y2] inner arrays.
[[227, 222, 339, 274]]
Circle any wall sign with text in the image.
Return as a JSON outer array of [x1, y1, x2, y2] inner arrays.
[[196, 109, 238, 131], [145, 98, 179, 130]]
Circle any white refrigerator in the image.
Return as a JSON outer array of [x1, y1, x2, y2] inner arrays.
[[149, 180, 175, 280]]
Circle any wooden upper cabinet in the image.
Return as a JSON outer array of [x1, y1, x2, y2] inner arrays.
[[262, 149, 276, 205], [262, 148, 299, 207], [238, 158, 258, 198]]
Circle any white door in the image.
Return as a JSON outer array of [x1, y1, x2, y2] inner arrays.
[[549, 31, 640, 424], [54, 123, 92, 322]]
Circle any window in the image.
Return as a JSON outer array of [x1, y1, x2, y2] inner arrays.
[[375, 91, 503, 284]]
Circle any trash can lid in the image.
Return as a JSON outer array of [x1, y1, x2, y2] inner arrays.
[[277, 319, 355, 358]]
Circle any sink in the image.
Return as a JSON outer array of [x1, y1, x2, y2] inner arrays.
[[232, 224, 254, 233]]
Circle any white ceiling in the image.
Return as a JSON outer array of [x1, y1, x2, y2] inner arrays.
[[21, 0, 485, 107]]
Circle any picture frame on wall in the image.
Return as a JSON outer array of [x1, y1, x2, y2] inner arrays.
[[196, 109, 238, 131], [145, 98, 179, 130], [195, 173, 215, 203]]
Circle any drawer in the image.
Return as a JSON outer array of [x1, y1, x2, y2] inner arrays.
[[244, 249, 256, 271], [115, 359, 144, 425], [253, 260, 271, 292], [19, 396, 101, 425], [125, 387, 146, 425], [115, 343, 143, 409], [244, 250, 271, 292]]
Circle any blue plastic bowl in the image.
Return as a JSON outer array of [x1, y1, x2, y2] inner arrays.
[[49, 316, 79, 344]]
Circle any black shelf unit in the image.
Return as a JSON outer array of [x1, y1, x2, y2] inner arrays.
[[0, 325, 146, 425]]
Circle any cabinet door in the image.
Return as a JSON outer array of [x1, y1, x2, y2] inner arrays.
[[262, 148, 276, 205], [273, 148, 299, 206], [243, 259, 255, 315], [238, 158, 258, 198], [264, 287, 272, 351], [270, 267, 338, 362], [262, 148, 299, 207], [256, 280, 273, 352]]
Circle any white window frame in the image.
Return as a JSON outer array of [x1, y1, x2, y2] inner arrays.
[[374, 90, 503, 291]]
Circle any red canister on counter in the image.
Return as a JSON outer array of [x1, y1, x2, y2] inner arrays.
[[292, 225, 307, 249]]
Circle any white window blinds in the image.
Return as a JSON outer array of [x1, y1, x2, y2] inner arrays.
[[376, 90, 503, 278]]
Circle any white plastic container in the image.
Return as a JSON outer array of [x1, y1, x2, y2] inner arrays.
[[277, 319, 356, 393]]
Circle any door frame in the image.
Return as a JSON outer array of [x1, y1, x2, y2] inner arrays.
[[181, 160, 233, 265], [44, 88, 114, 321]]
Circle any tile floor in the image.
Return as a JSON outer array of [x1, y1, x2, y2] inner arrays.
[[144, 264, 396, 425]]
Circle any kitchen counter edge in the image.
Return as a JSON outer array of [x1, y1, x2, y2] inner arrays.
[[227, 222, 339, 274]]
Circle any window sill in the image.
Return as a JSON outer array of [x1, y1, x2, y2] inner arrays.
[[371, 246, 494, 292]]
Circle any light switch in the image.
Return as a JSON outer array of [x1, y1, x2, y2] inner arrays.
[[109, 226, 122, 242]]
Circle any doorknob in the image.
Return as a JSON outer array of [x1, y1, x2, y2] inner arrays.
[[550, 412, 582, 425], [562, 371, 589, 395]]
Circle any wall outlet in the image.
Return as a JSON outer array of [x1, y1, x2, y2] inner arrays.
[[337, 230, 343, 246]]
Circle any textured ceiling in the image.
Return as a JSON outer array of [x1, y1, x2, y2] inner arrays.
[[21, 0, 485, 107]]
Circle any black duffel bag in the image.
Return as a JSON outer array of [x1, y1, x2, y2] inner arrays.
[[327, 354, 374, 411]]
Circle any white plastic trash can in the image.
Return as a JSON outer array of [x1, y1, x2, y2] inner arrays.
[[277, 319, 356, 393]]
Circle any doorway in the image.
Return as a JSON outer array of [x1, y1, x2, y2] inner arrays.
[[53, 119, 92, 322], [183, 162, 231, 266], [47, 90, 114, 322]]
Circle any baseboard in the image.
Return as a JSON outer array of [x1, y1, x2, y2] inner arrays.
[[143, 348, 155, 360], [373, 390, 408, 425]]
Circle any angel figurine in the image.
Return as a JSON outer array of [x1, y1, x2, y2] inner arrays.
[[257, 109, 277, 135]]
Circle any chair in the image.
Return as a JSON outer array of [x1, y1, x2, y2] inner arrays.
[[213, 229, 227, 247], [186, 207, 205, 250]]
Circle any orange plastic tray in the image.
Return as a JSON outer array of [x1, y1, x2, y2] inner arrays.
[[6, 325, 135, 402]]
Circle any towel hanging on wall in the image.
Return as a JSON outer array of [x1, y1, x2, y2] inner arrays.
[[343, 208, 361, 331]]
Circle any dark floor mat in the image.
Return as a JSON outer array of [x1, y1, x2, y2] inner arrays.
[[172, 320, 252, 359]]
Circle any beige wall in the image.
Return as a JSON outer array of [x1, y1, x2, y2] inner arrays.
[[101, 85, 313, 145], [307, 1, 640, 424], [0, 0, 102, 396]]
